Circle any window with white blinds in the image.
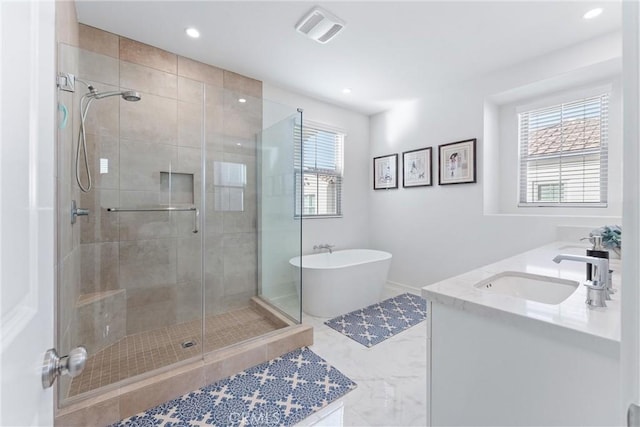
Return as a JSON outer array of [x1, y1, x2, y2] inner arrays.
[[294, 122, 344, 217], [518, 94, 609, 207]]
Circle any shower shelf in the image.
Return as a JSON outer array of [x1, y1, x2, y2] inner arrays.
[[106, 206, 199, 233]]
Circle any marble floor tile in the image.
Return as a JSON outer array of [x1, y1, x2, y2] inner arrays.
[[305, 288, 428, 426]]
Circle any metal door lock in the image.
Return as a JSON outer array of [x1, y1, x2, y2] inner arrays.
[[41, 346, 87, 389]]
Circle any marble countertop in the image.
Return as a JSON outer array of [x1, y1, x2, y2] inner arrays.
[[422, 241, 621, 343]]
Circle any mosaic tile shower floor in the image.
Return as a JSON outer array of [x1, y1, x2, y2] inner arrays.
[[69, 306, 283, 397], [110, 347, 356, 427], [324, 293, 427, 347]]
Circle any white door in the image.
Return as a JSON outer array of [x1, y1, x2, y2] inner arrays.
[[0, 0, 56, 425], [622, 1, 640, 426]]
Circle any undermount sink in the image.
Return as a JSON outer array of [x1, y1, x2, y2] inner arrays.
[[474, 271, 580, 305]]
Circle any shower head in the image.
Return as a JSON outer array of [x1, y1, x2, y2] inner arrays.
[[89, 90, 141, 102], [121, 91, 141, 102]]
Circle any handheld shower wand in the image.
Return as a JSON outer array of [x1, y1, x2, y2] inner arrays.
[[75, 80, 141, 193]]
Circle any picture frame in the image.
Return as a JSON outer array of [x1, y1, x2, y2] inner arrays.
[[402, 147, 432, 188], [373, 154, 398, 190], [438, 138, 477, 185]]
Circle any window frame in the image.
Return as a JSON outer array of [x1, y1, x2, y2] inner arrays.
[[516, 91, 609, 208], [294, 121, 345, 219]]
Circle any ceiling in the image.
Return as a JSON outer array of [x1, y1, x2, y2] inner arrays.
[[75, 1, 621, 115]]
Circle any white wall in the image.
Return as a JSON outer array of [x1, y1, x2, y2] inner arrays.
[[263, 84, 371, 254], [369, 32, 623, 289]]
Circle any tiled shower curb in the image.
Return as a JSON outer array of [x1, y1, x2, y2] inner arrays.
[[55, 324, 313, 426]]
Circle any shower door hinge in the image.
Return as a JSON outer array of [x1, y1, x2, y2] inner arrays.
[[57, 72, 76, 92]]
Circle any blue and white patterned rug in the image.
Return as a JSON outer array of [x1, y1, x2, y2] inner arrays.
[[111, 347, 356, 427], [324, 293, 427, 348]]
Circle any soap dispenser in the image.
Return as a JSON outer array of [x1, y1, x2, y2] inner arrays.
[[586, 235, 609, 281]]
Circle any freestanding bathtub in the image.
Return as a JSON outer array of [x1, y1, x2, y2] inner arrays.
[[289, 249, 392, 318]]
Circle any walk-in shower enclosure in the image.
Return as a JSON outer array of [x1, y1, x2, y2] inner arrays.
[[55, 27, 302, 406]]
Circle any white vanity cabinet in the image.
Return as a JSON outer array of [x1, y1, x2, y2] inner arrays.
[[423, 242, 621, 426]]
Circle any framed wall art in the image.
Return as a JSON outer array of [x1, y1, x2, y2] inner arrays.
[[438, 138, 477, 185], [373, 154, 398, 190], [402, 147, 432, 188]]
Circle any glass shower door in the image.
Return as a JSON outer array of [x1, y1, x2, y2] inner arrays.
[[56, 42, 205, 404], [56, 34, 303, 408]]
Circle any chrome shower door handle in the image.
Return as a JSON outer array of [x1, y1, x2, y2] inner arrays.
[[105, 206, 198, 233], [41, 346, 88, 389], [70, 200, 90, 224]]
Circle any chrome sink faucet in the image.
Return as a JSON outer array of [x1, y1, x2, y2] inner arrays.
[[552, 254, 610, 308], [314, 244, 335, 254]]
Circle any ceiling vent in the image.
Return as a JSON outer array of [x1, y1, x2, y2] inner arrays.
[[295, 6, 345, 44]]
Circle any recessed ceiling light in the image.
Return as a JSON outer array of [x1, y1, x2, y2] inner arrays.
[[342, 88, 352, 94], [583, 8, 603, 20], [238, 98, 247, 103], [185, 27, 200, 38]]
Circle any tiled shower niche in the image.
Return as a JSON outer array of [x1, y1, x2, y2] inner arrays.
[[160, 172, 194, 205]]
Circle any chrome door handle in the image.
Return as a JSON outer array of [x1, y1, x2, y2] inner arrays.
[[70, 200, 90, 224], [41, 346, 87, 389]]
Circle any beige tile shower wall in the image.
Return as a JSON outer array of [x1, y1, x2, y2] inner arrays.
[[56, 0, 79, 48], [73, 24, 262, 343]]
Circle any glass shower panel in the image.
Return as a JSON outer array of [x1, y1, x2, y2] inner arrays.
[[257, 105, 303, 322], [56, 43, 204, 404], [202, 85, 289, 354]]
